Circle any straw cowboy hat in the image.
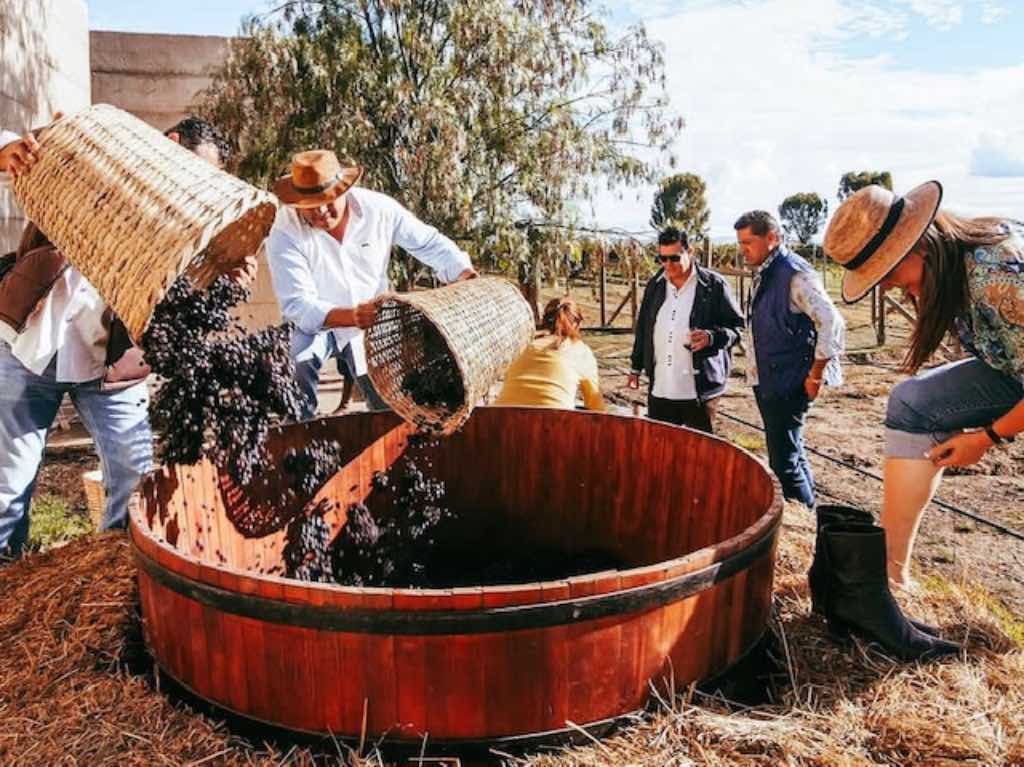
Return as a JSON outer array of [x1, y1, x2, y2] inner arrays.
[[824, 180, 943, 304], [273, 150, 364, 208]]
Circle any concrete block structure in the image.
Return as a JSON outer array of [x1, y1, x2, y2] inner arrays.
[[1, 0, 91, 252], [89, 30, 230, 131]]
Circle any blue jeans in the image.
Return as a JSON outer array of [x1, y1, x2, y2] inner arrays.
[[291, 330, 389, 420], [754, 387, 815, 508], [0, 342, 153, 554], [885, 357, 1024, 459]]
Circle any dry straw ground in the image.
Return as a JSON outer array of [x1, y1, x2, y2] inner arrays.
[[1, 504, 1021, 766]]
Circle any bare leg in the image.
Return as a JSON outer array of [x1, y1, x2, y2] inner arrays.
[[881, 457, 944, 586], [704, 396, 719, 431]]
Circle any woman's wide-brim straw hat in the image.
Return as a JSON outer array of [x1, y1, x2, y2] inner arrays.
[[11, 104, 277, 342], [824, 180, 942, 304], [273, 150, 364, 208]]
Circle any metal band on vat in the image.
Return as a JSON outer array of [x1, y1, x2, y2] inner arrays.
[[133, 519, 779, 636]]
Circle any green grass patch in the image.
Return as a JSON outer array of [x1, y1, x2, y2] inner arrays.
[[968, 587, 1024, 646], [921, 571, 956, 596], [27, 493, 93, 551], [922, 571, 1024, 646], [729, 431, 766, 452]]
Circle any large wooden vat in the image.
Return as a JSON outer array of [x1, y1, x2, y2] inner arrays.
[[130, 407, 781, 751]]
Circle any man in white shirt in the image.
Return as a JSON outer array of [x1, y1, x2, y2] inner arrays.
[[628, 227, 745, 432], [0, 117, 242, 558], [266, 149, 476, 419]]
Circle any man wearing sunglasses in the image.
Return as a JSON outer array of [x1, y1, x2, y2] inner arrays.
[[628, 227, 744, 432]]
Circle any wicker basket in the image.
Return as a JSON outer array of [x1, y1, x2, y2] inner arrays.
[[365, 277, 534, 434], [11, 104, 277, 342]]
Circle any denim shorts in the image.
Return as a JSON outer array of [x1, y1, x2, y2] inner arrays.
[[884, 357, 1024, 459]]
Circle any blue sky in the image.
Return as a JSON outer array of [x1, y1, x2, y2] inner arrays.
[[87, 1, 266, 36], [837, 6, 1021, 73], [86, 0, 1024, 238]]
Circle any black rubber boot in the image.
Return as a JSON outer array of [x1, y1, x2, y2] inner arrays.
[[822, 522, 960, 663], [808, 505, 874, 615], [808, 505, 940, 636]]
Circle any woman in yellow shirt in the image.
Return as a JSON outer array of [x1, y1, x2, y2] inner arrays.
[[495, 298, 605, 411]]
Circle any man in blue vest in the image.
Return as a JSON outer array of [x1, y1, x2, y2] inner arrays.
[[735, 210, 845, 508]]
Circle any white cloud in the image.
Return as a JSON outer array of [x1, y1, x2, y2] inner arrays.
[[971, 132, 1024, 177], [840, 3, 909, 40], [901, 0, 963, 30], [587, 0, 1024, 239], [979, 2, 1010, 24]]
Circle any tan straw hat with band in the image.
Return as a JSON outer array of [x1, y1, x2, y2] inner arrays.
[[824, 180, 943, 304], [273, 149, 364, 208]]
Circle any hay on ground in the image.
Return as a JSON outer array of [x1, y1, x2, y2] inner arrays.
[[0, 505, 1022, 766]]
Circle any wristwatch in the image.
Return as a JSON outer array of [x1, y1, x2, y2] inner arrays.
[[983, 423, 1015, 447]]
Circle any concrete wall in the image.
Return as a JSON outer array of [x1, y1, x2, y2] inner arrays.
[[89, 30, 229, 131], [91, 29, 281, 329], [0, 0, 91, 253]]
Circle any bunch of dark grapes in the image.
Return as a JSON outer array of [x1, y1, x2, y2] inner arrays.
[[282, 439, 342, 498], [330, 502, 390, 586], [400, 323, 463, 414], [331, 436, 453, 587], [282, 507, 334, 583], [143, 275, 306, 486]]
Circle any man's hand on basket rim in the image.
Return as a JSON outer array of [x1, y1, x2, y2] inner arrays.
[[0, 133, 40, 178], [456, 268, 478, 281], [226, 253, 259, 288], [0, 112, 64, 178], [354, 297, 385, 330]]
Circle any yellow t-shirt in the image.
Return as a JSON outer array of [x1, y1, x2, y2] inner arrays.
[[495, 336, 605, 411]]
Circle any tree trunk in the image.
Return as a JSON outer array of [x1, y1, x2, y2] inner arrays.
[[518, 261, 541, 324]]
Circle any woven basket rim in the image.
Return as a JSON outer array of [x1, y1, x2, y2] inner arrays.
[[365, 277, 532, 434], [10, 104, 278, 342], [366, 295, 472, 433], [377, 290, 474, 389]]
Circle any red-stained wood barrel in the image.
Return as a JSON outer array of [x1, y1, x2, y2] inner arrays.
[[129, 407, 782, 751]]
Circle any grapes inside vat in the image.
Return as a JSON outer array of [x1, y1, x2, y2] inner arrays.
[[279, 432, 629, 588]]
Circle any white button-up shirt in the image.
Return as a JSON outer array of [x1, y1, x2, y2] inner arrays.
[[652, 270, 699, 401], [266, 187, 472, 375], [1, 130, 110, 382]]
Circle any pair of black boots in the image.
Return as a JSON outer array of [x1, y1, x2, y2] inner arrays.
[[807, 505, 960, 662]]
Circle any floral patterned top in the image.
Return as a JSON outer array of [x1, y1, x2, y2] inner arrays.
[[956, 221, 1024, 384]]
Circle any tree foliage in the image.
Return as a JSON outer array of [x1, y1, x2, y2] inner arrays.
[[778, 192, 828, 245], [196, 0, 681, 305], [649, 172, 709, 240], [837, 171, 893, 201]]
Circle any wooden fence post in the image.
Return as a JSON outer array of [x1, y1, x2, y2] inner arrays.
[[630, 269, 639, 329], [734, 246, 747, 315], [599, 248, 607, 327]]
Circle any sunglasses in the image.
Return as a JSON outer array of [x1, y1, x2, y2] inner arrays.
[[656, 255, 683, 263]]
